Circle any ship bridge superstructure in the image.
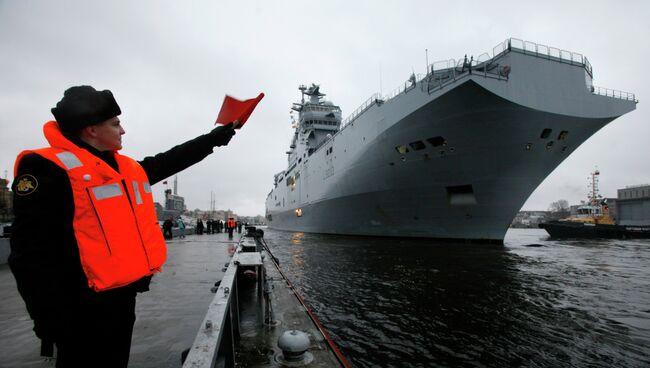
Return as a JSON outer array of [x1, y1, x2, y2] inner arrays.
[[276, 84, 342, 187]]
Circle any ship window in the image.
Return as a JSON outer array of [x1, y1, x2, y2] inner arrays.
[[446, 185, 477, 206], [295, 208, 302, 217], [558, 130, 569, 140], [540, 128, 552, 139], [395, 145, 409, 154], [525, 142, 532, 150], [427, 136, 447, 147], [546, 141, 554, 149], [409, 141, 426, 151]]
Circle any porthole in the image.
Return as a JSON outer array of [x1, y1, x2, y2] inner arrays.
[[395, 145, 409, 154], [427, 136, 447, 147], [540, 128, 552, 139], [409, 141, 426, 151]]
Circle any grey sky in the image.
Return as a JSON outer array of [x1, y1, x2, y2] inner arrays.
[[1, 0, 648, 216]]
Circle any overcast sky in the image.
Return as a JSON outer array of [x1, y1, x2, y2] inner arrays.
[[1, 1, 648, 216]]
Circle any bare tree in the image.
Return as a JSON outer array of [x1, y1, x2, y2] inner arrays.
[[548, 199, 570, 220]]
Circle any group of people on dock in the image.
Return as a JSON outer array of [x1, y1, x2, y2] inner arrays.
[[197, 217, 245, 236], [161, 217, 245, 240]]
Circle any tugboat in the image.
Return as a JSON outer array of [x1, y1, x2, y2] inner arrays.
[[539, 170, 650, 239]]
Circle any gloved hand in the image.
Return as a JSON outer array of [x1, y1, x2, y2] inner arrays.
[[210, 123, 236, 147]]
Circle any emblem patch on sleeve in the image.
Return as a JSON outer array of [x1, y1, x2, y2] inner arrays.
[[15, 174, 38, 196]]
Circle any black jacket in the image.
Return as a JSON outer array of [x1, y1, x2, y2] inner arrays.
[[9, 128, 227, 341]]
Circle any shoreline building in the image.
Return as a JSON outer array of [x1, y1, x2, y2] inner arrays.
[[155, 176, 186, 221], [617, 185, 650, 226], [0, 178, 13, 223]]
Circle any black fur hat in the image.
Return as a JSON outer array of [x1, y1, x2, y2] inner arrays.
[[51, 86, 121, 133]]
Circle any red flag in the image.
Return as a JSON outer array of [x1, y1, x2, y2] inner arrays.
[[215, 93, 264, 129]]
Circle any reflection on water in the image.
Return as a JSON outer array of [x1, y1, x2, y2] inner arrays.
[[263, 228, 650, 367]]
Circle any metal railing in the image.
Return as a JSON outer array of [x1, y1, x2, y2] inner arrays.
[[491, 38, 592, 77], [592, 86, 637, 102], [504, 38, 593, 77], [340, 93, 381, 127]]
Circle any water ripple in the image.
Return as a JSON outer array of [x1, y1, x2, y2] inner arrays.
[[265, 228, 650, 367]]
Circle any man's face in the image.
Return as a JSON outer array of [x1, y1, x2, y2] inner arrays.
[[92, 117, 125, 151]]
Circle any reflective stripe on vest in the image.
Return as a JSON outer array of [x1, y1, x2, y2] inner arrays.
[[55, 151, 83, 170], [92, 183, 123, 200], [132, 181, 143, 204]]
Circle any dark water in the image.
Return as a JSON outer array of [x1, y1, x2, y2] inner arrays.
[[261, 228, 650, 368]]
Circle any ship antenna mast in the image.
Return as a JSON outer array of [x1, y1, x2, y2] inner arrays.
[[425, 48, 429, 75], [299, 84, 306, 104], [589, 169, 600, 206]]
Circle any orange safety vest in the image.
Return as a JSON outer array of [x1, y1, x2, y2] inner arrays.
[[14, 121, 166, 291]]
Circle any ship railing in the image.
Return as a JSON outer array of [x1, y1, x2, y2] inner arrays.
[[382, 79, 419, 101], [591, 86, 637, 102], [421, 56, 508, 95], [340, 92, 382, 128], [494, 38, 593, 77]]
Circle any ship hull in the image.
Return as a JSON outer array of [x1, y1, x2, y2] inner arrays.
[[266, 44, 636, 243]]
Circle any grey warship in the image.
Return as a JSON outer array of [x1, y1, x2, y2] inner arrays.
[[265, 38, 637, 243]]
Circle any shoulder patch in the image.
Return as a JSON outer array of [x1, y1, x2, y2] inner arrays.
[[15, 174, 38, 196]]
